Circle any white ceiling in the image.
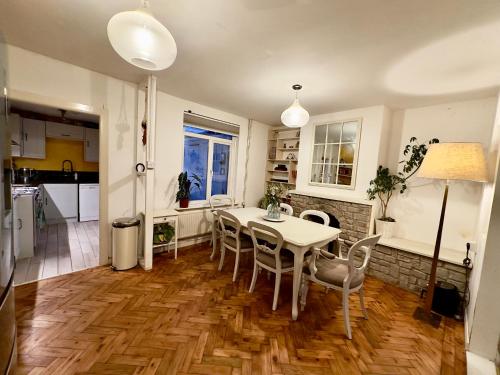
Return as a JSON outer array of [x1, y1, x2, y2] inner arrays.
[[10, 99, 99, 123], [1, 0, 500, 125]]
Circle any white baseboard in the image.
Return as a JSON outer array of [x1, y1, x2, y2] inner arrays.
[[466, 351, 496, 375]]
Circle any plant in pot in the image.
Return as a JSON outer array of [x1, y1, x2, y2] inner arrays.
[[176, 171, 202, 208], [367, 137, 439, 238], [260, 183, 285, 219], [153, 222, 175, 245]]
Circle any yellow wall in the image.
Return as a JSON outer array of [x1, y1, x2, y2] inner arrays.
[[14, 138, 99, 172]]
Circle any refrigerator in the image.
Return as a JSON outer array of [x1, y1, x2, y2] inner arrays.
[[0, 39, 17, 374]]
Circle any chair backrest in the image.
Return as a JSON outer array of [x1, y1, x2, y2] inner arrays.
[[247, 221, 285, 268], [299, 209, 330, 226], [209, 195, 234, 210], [345, 234, 381, 274], [218, 210, 241, 248]]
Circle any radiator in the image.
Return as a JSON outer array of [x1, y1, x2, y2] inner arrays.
[[177, 209, 213, 239]]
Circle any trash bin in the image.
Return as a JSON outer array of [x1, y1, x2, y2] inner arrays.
[[112, 217, 140, 270]]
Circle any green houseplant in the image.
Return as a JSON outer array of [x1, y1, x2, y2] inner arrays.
[[153, 222, 175, 245], [176, 172, 202, 208], [367, 137, 439, 237], [259, 183, 286, 218]]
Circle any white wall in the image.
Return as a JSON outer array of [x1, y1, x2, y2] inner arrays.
[[387, 98, 497, 250], [7, 45, 269, 260], [295, 105, 389, 202]]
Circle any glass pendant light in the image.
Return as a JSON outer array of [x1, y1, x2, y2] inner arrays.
[[281, 84, 310, 128], [107, 0, 177, 71]]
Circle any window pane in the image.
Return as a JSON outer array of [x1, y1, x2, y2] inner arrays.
[[323, 164, 338, 184], [342, 121, 358, 142], [314, 125, 327, 144], [311, 164, 324, 183], [325, 144, 339, 164], [212, 143, 230, 195], [312, 145, 325, 163], [183, 136, 208, 200], [340, 144, 356, 164], [184, 125, 233, 140], [338, 164, 353, 185], [327, 123, 342, 143]]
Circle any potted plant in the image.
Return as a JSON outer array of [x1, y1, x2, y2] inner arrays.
[[176, 172, 201, 208], [260, 183, 286, 219], [153, 223, 175, 245], [367, 137, 439, 238]]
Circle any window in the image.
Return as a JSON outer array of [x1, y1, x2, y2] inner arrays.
[[183, 125, 236, 201], [310, 119, 361, 188]]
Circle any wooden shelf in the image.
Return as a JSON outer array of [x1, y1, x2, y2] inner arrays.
[[267, 170, 289, 173], [267, 127, 300, 190], [267, 159, 298, 162], [277, 148, 299, 151]]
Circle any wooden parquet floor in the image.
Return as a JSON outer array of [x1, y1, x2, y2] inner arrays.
[[14, 243, 466, 375]]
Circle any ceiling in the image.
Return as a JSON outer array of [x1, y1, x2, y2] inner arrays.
[[10, 99, 99, 124], [1, 0, 500, 125]]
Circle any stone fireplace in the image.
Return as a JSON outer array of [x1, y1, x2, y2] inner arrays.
[[289, 191, 373, 243]]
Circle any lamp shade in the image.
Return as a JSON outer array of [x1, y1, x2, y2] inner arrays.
[[281, 98, 310, 128], [107, 6, 177, 71], [417, 142, 488, 182]]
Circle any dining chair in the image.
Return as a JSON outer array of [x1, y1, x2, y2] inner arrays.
[[300, 234, 381, 339], [217, 210, 254, 282], [299, 209, 330, 226], [266, 203, 293, 216], [247, 221, 294, 310], [209, 195, 234, 260]]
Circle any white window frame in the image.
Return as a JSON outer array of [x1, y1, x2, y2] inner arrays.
[[309, 118, 362, 190], [182, 127, 238, 206]]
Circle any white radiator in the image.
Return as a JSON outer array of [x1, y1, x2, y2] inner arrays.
[[177, 209, 213, 239]]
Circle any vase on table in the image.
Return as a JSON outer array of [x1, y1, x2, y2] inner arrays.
[[267, 203, 281, 220]]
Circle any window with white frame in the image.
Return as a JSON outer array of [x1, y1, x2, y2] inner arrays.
[[183, 125, 237, 201], [310, 119, 362, 188]]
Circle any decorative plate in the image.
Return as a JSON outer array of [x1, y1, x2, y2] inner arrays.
[[262, 215, 286, 222]]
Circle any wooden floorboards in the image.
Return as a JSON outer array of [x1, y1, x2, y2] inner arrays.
[[14, 243, 466, 374], [14, 221, 99, 285]]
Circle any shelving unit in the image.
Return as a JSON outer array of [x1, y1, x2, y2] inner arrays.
[[266, 127, 301, 188]]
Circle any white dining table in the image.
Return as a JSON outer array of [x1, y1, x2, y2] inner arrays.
[[224, 207, 341, 320]]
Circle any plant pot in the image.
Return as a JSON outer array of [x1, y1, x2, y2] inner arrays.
[[375, 219, 396, 239], [179, 198, 189, 208]]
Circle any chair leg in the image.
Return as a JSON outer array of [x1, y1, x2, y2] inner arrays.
[[359, 286, 368, 320], [267, 271, 271, 281], [300, 277, 309, 311], [218, 247, 225, 271], [233, 251, 240, 282], [210, 229, 217, 260], [249, 262, 258, 293], [272, 272, 281, 311], [342, 289, 352, 340]]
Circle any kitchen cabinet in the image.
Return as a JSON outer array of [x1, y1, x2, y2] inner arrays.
[[12, 194, 35, 259], [84, 128, 99, 162], [42, 184, 78, 224], [46, 121, 84, 141], [12, 197, 20, 259], [22, 118, 46, 159], [9, 113, 21, 157]]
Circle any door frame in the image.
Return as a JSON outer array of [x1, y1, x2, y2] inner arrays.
[[8, 89, 109, 265]]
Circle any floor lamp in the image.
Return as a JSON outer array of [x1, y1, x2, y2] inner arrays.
[[413, 143, 488, 326]]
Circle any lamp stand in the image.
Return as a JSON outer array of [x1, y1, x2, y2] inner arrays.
[[413, 182, 448, 327]]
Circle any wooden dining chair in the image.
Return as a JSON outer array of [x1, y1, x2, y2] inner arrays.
[[300, 234, 381, 339], [217, 210, 254, 282], [247, 221, 294, 310], [299, 209, 330, 226], [209, 195, 234, 260]]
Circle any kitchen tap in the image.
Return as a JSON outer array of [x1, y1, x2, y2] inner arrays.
[[62, 160, 73, 173]]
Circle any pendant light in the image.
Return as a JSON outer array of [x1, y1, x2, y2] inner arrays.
[[107, 0, 177, 71], [281, 84, 310, 128]]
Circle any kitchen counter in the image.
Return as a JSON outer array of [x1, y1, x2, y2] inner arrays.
[[14, 170, 98, 186]]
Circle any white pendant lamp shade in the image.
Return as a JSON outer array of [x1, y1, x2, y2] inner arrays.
[[281, 84, 309, 128], [107, 2, 177, 71]]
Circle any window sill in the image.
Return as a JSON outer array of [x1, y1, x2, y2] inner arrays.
[[175, 202, 239, 212]]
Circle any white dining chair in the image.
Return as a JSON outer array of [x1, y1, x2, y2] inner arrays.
[[217, 210, 254, 282], [266, 203, 293, 216], [300, 234, 381, 339], [247, 221, 294, 310], [299, 209, 330, 226], [209, 195, 234, 260]]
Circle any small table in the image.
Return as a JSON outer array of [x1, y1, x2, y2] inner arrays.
[[153, 209, 179, 259], [225, 207, 341, 320]]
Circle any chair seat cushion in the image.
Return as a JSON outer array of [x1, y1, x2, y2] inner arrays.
[[304, 258, 364, 288], [257, 250, 294, 269], [225, 234, 253, 249]]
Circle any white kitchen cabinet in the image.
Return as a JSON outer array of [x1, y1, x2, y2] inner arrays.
[[9, 114, 22, 157], [22, 118, 46, 159], [12, 195, 35, 259], [42, 184, 78, 224], [46, 121, 84, 141], [84, 128, 99, 162], [12, 197, 20, 259]]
